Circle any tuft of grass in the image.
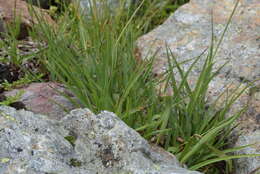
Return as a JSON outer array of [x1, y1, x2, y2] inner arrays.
[[3, 0, 259, 173], [32, 0, 160, 126], [0, 16, 24, 65], [1, 74, 42, 91]]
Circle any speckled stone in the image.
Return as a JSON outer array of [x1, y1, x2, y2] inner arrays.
[[137, 0, 260, 173], [0, 106, 202, 174]]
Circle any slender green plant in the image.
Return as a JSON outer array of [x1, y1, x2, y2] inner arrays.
[[136, 1, 259, 173], [0, 90, 24, 106]]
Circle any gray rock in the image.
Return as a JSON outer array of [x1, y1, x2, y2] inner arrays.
[[0, 106, 202, 174], [78, 0, 139, 14], [136, 0, 260, 173], [234, 130, 260, 174]]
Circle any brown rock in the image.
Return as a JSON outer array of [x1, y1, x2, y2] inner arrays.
[[3, 82, 80, 120], [0, 0, 55, 39]]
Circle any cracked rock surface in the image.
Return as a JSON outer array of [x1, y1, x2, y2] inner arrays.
[[0, 106, 201, 174]]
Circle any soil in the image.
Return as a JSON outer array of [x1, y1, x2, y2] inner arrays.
[[0, 37, 48, 110], [0, 63, 21, 84], [0, 62, 26, 110]]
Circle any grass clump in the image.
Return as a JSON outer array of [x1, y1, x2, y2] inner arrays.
[[3, 0, 259, 173], [33, 1, 160, 127]]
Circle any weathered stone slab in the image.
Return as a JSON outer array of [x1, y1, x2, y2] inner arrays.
[[4, 82, 78, 120], [136, 0, 260, 173], [0, 106, 202, 174]]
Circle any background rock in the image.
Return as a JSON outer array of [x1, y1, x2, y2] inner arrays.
[[0, 0, 55, 39], [234, 130, 260, 174], [136, 0, 260, 173], [0, 106, 202, 174], [78, 0, 139, 14], [3, 82, 78, 120], [23, 0, 71, 9]]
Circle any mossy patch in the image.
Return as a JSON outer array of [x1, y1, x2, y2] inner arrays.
[[64, 135, 76, 147], [69, 158, 82, 167]]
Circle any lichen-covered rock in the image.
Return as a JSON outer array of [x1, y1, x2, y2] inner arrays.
[[136, 0, 260, 173], [0, 106, 202, 174], [234, 130, 260, 174]]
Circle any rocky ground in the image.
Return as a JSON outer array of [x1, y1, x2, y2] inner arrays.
[[0, 106, 201, 174], [0, 0, 260, 174]]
